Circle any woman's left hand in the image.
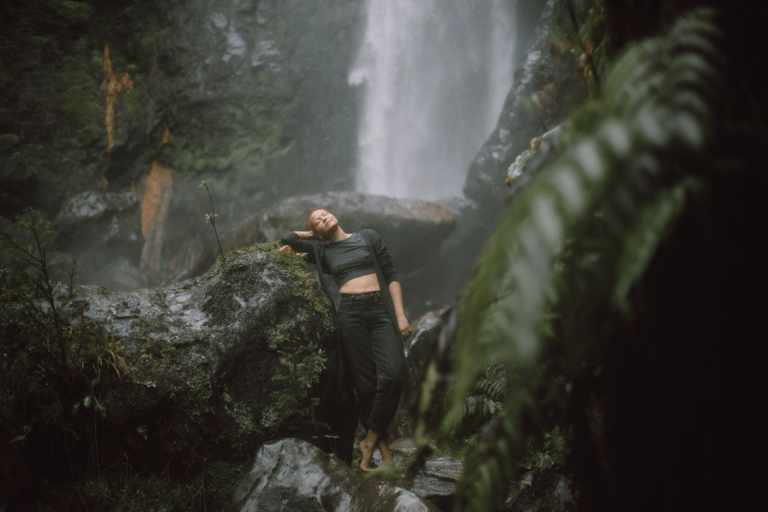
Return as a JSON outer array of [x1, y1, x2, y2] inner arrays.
[[397, 316, 411, 341]]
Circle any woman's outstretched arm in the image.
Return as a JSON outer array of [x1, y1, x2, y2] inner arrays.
[[388, 280, 411, 339]]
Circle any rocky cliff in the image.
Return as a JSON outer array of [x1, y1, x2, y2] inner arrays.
[[463, 0, 589, 215]]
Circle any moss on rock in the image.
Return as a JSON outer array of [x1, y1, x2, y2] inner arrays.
[[69, 242, 339, 510]]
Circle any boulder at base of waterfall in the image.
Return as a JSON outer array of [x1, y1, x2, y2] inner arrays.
[[410, 456, 464, 512], [257, 191, 456, 273], [500, 468, 576, 512], [186, 192, 455, 289], [229, 438, 439, 512], [399, 197, 489, 315], [90, 257, 149, 290], [65, 242, 349, 471], [52, 190, 144, 284]]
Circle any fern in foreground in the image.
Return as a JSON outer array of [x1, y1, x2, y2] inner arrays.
[[440, 9, 727, 512]]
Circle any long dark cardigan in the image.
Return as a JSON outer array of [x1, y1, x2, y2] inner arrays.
[[302, 233, 408, 405]]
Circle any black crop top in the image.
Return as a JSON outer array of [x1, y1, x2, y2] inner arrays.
[[280, 229, 399, 288]]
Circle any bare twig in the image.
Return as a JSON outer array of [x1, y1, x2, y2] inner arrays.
[[200, 181, 224, 259]]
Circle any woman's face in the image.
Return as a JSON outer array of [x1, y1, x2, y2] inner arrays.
[[308, 210, 339, 238]]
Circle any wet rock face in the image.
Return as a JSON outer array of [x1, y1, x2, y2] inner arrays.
[[155, 0, 363, 198], [500, 468, 576, 512], [67, 244, 338, 469], [229, 438, 439, 512], [52, 191, 144, 284], [505, 122, 566, 192], [463, 0, 588, 212], [54, 191, 140, 227], [410, 457, 464, 512], [384, 308, 450, 440], [405, 309, 449, 400]]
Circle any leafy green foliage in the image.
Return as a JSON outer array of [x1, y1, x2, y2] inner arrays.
[[572, 0, 609, 96], [168, 73, 298, 182], [55, 432, 250, 511], [452, 364, 509, 442], [0, 1, 167, 202], [0, 208, 129, 490], [520, 424, 570, 469], [440, 9, 728, 511], [59, 459, 247, 512], [264, 336, 326, 432], [1, 209, 80, 370]]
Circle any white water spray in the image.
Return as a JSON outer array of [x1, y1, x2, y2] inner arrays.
[[350, 0, 516, 200]]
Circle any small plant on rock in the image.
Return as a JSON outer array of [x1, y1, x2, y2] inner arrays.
[[199, 179, 224, 258], [267, 335, 327, 432]]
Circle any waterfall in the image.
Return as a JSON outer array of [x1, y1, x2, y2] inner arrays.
[[349, 0, 516, 200]]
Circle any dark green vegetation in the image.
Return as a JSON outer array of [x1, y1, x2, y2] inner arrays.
[[0, 209, 135, 507], [0, 0, 168, 216], [427, 2, 767, 511], [3, 0, 767, 510], [0, 0, 359, 223], [0, 215, 337, 510]]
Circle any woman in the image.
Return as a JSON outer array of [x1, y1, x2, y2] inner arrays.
[[279, 209, 410, 472]]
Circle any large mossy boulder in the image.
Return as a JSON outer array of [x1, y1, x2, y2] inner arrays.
[[67, 242, 342, 471]]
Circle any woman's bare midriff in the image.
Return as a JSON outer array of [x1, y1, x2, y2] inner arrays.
[[339, 273, 380, 294]]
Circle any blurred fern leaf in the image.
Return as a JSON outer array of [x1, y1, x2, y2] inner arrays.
[[443, 9, 726, 512]]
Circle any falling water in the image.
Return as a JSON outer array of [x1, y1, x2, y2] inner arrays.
[[349, 0, 516, 200]]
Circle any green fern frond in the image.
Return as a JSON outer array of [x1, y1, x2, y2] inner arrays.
[[444, 9, 726, 512], [457, 364, 508, 436]]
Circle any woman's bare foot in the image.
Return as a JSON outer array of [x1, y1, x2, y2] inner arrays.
[[359, 429, 380, 472], [378, 439, 393, 464], [363, 459, 398, 480]]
